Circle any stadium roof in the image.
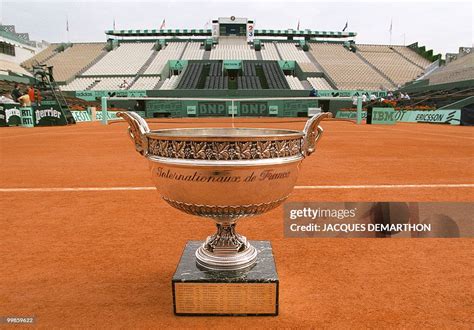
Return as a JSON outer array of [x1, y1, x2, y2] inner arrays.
[[105, 29, 356, 38]]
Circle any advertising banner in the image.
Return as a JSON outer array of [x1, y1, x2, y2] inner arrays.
[[317, 90, 387, 98], [371, 107, 396, 125], [336, 109, 461, 125], [75, 90, 147, 101], [71, 111, 122, 122], [0, 104, 21, 126]]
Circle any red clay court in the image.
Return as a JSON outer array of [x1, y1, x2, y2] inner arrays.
[[1, 119, 473, 328]]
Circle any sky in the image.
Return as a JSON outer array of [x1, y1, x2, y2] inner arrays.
[[1, 0, 472, 56]]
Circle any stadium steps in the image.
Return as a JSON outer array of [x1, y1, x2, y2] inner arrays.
[[305, 51, 338, 89], [303, 51, 324, 72], [255, 65, 269, 89], [300, 80, 312, 90], [154, 79, 165, 89], [124, 48, 163, 89], [86, 80, 100, 90], [37, 52, 60, 67], [202, 50, 211, 60], [274, 44, 284, 61], [355, 51, 397, 88], [137, 50, 160, 75], [390, 47, 425, 70], [71, 50, 109, 83], [178, 41, 189, 60]]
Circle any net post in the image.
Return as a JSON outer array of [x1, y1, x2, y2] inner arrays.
[[356, 96, 362, 125], [101, 96, 108, 125], [231, 99, 235, 128]]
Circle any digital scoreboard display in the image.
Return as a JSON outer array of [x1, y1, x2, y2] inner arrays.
[[220, 24, 246, 36]]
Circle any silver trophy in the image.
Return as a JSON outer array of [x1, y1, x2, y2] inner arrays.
[[118, 111, 330, 271]]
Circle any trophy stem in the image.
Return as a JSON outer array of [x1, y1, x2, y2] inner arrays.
[[195, 222, 257, 271]]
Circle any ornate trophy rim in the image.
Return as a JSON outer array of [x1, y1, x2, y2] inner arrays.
[[146, 127, 305, 141]]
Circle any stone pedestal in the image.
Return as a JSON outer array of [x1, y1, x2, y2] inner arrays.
[[172, 241, 279, 316]]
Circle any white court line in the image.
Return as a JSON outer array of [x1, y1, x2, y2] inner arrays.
[[0, 183, 473, 192]]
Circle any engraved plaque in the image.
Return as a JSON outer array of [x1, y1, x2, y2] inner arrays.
[[172, 241, 279, 316], [174, 283, 277, 315]]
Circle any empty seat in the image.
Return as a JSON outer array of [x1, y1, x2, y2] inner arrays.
[[83, 42, 155, 75]]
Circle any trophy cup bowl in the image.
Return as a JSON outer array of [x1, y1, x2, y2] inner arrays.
[[117, 111, 330, 271]]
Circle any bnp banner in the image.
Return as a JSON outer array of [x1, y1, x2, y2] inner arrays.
[[336, 109, 461, 125], [318, 90, 387, 98], [75, 90, 147, 101]]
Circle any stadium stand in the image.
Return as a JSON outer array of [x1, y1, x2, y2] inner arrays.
[[21, 43, 58, 69], [177, 63, 204, 89], [285, 75, 304, 90], [144, 42, 187, 74], [260, 42, 280, 61], [83, 42, 155, 75], [261, 61, 290, 89], [307, 77, 333, 90], [60, 77, 96, 91], [205, 76, 228, 89], [237, 76, 262, 89], [276, 42, 317, 72], [310, 43, 394, 90], [129, 76, 160, 90], [37, 43, 106, 81], [181, 42, 205, 60], [90, 77, 134, 90], [427, 52, 474, 85], [239, 61, 262, 90], [0, 59, 33, 77], [12, 18, 440, 95], [356, 45, 425, 86], [210, 37, 256, 60], [391, 46, 432, 68], [160, 75, 181, 89]]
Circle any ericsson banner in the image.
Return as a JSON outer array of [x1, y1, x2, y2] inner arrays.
[[336, 109, 461, 125]]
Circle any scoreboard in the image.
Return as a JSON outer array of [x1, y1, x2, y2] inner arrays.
[[213, 17, 255, 42], [220, 23, 246, 36]]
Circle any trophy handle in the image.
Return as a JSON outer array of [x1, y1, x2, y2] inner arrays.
[[303, 112, 332, 156], [117, 111, 150, 156]]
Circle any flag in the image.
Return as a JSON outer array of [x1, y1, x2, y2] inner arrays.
[[66, 18, 69, 32], [342, 21, 348, 31], [389, 19, 392, 33], [160, 19, 166, 30], [296, 19, 300, 30], [113, 18, 116, 30], [204, 19, 210, 29]]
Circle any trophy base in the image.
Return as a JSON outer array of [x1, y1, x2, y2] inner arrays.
[[172, 241, 279, 316], [195, 239, 258, 271]]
